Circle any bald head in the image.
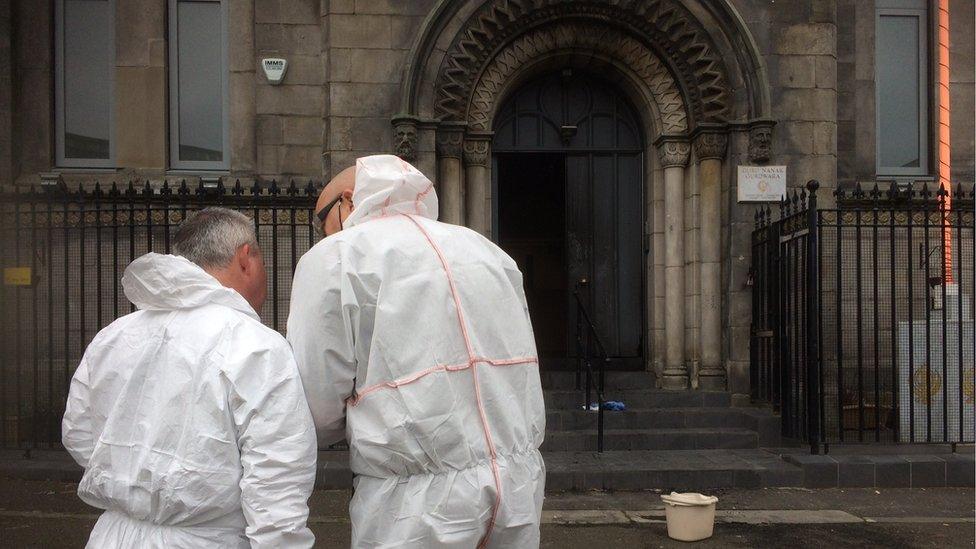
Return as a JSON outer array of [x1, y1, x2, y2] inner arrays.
[[315, 165, 357, 237]]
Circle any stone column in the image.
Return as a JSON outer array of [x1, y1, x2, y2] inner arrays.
[[694, 130, 728, 390], [115, 0, 167, 169], [463, 134, 491, 236], [656, 136, 691, 390], [436, 125, 465, 225]]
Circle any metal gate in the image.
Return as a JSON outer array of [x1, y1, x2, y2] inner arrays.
[[0, 180, 321, 450], [750, 181, 820, 446], [752, 180, 976, 452]]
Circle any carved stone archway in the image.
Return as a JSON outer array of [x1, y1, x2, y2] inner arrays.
[[464, 22, 688, 134], [393, 0, 773, 392], [431, 0, 731, 128]]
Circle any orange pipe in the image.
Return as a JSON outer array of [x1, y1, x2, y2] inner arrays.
[[938, 0, 953, 283]]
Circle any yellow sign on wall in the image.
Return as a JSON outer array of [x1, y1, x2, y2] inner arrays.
[[3, 267, 32, 286]]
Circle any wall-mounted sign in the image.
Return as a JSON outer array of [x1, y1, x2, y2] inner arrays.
[[262, 58, 288, 85], [3, 267, 32, 286], [737, 165, 787, 202]]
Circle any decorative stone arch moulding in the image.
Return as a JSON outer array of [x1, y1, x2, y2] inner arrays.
[[433, 0, 733, 129], [465, 21, 689, 134], [397, 0, 773, 130]]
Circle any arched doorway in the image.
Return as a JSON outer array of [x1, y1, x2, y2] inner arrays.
[[493, 70, 644, 370]]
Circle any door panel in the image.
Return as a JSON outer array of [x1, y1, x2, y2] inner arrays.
[[590, 153, 618, 350], [496, 153, 567, 361], [616, 154, 644, 356], [493, 71, 644, 370]]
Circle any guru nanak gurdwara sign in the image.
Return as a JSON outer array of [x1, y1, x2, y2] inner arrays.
[[737, 165, 786, 202]]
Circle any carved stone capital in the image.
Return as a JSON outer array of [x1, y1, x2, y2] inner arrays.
[[655, 137, 691, 169], [693, 131, 728, 162], [436, 128, 464, 159], [391, 115, 419, 162], [747, 119, 775, 164], [462, 138, 491, 167]]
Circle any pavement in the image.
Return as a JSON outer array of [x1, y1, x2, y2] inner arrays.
[[0, 479, 972, 548]]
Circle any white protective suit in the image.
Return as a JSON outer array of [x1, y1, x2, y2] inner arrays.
[[287, 154, 546, 548], [62, 253, 317, 548]]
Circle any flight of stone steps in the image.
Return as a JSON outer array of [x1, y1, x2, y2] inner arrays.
[[539, 370, 802, 491]]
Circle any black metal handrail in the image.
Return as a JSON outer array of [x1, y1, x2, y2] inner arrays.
[[574, 285, 610, 453]]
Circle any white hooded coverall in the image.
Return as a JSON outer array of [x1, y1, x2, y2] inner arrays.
[[287, 154, 546, 548], [62, 253, 317, 548]]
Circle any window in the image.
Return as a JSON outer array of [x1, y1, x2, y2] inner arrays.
[[875, 0, 928, 176], [55, 0, 115, 167], [168, 0, 229, 170]]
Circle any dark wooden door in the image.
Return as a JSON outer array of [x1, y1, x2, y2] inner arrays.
[[493, 71, 644, 369]]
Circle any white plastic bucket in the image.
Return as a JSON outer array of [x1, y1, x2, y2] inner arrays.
[[661, 492, 719, 542]]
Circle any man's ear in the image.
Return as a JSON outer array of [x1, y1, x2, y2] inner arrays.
[[341, 188, 354, 208], [237, 244, 253, 273]]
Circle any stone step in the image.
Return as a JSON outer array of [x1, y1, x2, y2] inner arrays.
[[544, 389, 731, 410], [543, 449, 805, 491], [0, 447, 802, 492], [540, 428, 758, 452], [540, 370, 656, 390], [8, 448, 970, 493], [547, 407, 761, 431], [315, 449, 800, 491]]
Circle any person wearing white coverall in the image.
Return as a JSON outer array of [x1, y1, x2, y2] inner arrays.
[[62, 207, 317, 548], [287, 154, 546, 548]]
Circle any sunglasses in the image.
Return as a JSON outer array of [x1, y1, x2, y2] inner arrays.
[[314, 194, 344, 236]]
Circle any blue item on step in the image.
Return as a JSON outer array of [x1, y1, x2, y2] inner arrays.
[[582, 401, 627, 411]]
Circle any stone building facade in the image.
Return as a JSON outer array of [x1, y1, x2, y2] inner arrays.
[[0, 0, 973, 402]]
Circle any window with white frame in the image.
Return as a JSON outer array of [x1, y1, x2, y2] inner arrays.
[[168, 0, 229, 170], [875, 0, 929, 176], [55, 0, 115, 167]]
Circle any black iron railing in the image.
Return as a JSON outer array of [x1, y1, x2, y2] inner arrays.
[[0, 180, 323, 450], [751, 180, 975, 453], [574, 284, 609, 453]]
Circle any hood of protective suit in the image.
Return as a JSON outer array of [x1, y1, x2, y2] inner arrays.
[[344, 154, 438, 228], [122, 252, 259, 321]]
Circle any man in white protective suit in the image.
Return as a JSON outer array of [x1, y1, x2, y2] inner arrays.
[[62, 207, 317, 548], [287, 154, 546, 548]]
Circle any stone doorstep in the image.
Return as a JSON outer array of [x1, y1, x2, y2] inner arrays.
[[540, 428, 759, 452], [543, 509, 976, 526], [781, 452, 976, 489], [544, 389, 733, 410], [1, 508, 971, 527], [2, 448, 973, 492]]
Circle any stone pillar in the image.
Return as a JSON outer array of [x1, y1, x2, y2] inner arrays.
[[463, 134, 491, 236], [115, 0, 167, 169], [229, 0, 255, 173], [436, 125, 464, 225], [694, 130, 728, 390], [656, 136, 691, 390]]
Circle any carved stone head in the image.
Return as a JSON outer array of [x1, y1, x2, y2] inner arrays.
[[393, 122, 418, 161], [749, 125, 772, 164]]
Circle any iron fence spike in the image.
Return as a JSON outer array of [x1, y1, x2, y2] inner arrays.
[[920, 181, 931, 198]]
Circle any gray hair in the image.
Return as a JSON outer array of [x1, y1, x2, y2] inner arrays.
[[173, 207, 258, 269]]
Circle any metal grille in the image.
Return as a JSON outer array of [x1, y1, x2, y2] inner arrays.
[[752, 181, 975, 451], [0, 180, 322, 450]]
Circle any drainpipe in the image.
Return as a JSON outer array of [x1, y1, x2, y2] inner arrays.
[[938, 0, 952, 282]]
